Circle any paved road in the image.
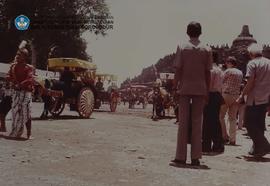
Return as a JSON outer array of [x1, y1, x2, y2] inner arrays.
[[0, 103, 270, 186]]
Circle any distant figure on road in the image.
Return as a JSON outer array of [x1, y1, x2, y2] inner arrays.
[[40, 79, 52, 119], [164, 74, 174, 94], [171, 22, 212, 166], [128, 89, 136, 109], [104, 79, 112, 92], [96, 77, 104, 92], [152, 85, 165, 118]]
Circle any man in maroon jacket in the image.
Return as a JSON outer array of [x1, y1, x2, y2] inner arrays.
[[171, 22, 212, 166]]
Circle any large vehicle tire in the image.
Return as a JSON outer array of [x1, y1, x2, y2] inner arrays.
[[49, 97, 65, 117], [77, 87, 95, 118]]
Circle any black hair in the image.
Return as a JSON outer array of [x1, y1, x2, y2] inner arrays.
[[187, 22, 202, 38], [226, 56, 237, 66]]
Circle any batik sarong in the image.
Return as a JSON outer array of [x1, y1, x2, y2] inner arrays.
[[9, 90, 32, 138]]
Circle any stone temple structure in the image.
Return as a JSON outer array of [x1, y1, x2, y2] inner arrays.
[[230, 25, 257, 73], [232, 25, 257, 48], [212, 25, 270, 74]]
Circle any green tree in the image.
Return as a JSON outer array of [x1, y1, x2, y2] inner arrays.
[[0, 0, 111, 68]]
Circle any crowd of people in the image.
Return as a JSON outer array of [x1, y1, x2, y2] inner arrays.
[[171, 21, 270, 167], [0, 22, 270, 171]]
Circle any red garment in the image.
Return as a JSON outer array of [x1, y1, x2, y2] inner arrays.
[[7, 62, 34, 92]]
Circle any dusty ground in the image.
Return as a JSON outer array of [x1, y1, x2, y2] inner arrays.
[[0, 103, 270, 186]]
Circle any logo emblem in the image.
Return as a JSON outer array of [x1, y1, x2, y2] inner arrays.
[[14, 15, 30, 30]]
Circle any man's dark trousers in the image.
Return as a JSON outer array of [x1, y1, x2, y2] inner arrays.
[[245, 104, 270, 154], [202, 92, 224, 152]]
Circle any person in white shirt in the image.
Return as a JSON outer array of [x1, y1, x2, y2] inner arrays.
[[237, 43, 270, 157], [202, 51, 224, 153]]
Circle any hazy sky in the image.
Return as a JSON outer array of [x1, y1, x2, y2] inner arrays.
[[83, 0, 270, 83]]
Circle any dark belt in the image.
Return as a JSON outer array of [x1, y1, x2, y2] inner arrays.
[[223, 91, 238, 95]]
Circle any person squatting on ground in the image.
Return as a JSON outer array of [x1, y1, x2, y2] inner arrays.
[[0, 82, 13, 132], [171, 21, 212, 166], [202, 51, 224, 153], [6, 42, 34, 139], [219, 56, 243, 145], [237, 43, 270, 157]]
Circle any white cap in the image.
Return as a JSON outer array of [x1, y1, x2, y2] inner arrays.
[[247, 43, 263, 55]]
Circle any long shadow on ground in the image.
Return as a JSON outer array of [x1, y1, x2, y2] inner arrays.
[[169, 162, 211, 170], [0, 134, 28, 141], [32, 115, 95, 121], [242, 155, 270, 162]]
